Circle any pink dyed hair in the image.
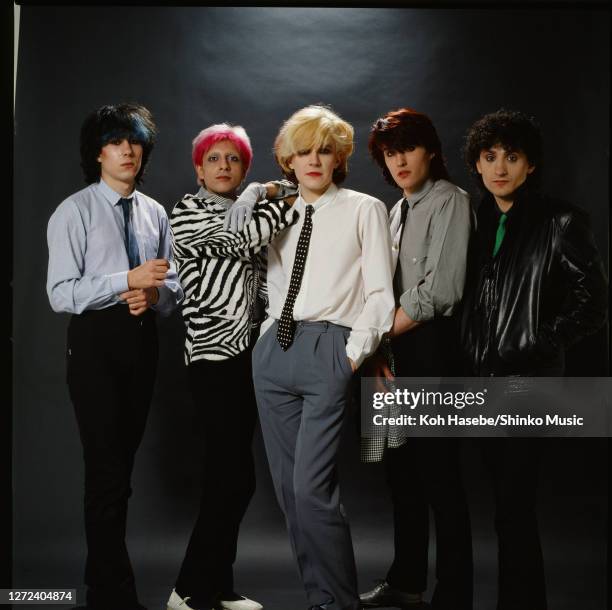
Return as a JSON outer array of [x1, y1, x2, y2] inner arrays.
[[191, 123, 253, 173]]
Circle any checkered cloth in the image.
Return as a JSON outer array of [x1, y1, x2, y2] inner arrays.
[[360, 336, 408, 463]]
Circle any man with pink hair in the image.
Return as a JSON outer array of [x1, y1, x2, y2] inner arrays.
[[167, 122, 298, 610]]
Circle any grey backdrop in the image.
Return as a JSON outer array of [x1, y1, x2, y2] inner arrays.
[[14, 6, 609, 610]]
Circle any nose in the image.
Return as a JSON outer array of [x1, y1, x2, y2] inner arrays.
[[218, 155, 230, 171], [308, 150, 321, 165], [395, 152, 407, 167], [494, 157, 507, 175], [120, 139, 135, 156]]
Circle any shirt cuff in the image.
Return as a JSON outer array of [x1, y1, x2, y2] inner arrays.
[[346, 342, 365, 370], [151, 286, 171, 316], [399, 289, 433, 323], [109, 271, 129, 295]]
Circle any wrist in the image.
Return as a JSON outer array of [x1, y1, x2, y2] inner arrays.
[[264, 181, 278, 199]]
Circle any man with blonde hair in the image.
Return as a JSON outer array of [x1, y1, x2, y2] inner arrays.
[[250, 105, 395, 610]]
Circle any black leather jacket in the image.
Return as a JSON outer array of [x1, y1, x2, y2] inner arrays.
[[461, 187, 608, 376]]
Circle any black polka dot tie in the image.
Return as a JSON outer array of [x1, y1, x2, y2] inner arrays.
[[277, 204, 314, 350]]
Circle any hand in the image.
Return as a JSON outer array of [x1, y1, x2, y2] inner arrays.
[[364, 350, 394, 393], [224, 182, 267, 232], [127, 259, 169, 289], [119, 287, 159, 316], [265, 179, 299, 206]]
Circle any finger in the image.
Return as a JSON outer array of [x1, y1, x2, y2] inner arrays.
[[382, 364, 395, 381], [237, 208, 247, 232], [230, 209, 239, 233], [145, 258, 168, 267], [375, 375, 387, 394], [128, 297, 146, 306]]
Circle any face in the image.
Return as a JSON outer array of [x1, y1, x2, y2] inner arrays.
[[288, 142, 340, 202], [97, 137, 143, 188], [475, 145, 535, 204], [383, 145, 434, 196], [195, 139, 245, 197]]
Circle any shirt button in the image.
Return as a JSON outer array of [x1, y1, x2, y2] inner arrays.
[[412, 257, 417, 263]]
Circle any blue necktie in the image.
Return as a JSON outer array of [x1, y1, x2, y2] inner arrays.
[[119, 198, 141, 269]]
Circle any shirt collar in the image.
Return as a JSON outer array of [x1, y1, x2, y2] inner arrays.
[[196, 185, 234, 210], [404, 178, 435, 209], [296, 182, 339, 213], [97, 178, 137, 207]]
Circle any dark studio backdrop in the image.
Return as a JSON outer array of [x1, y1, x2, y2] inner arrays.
[[13, 6, 609, 610]]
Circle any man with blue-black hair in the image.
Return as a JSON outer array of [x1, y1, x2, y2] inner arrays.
[[46, 103, 183, 610]]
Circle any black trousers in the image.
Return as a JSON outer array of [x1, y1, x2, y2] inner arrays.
[[66, 305, 158, 610], [479, 439, 546, 610], [175, 347, 257, 605], [385, 318, 473, 610]]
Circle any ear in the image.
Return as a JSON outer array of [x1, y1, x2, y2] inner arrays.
[[429, 152, 435, 160], [334, 155, 341, 168], [527, 164, 536, 175], [195, 164, 205, 183], [475, 159, 483, 175]]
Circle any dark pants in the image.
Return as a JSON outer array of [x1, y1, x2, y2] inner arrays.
[[66, 305, 158, 610], [479, 438, 546, 610], [175, 347, 257, 605], [385, 317, 473, 610]]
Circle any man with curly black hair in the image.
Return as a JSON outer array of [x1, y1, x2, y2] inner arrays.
[[46, 103, 183, 610], [461, 108, 607, 610]]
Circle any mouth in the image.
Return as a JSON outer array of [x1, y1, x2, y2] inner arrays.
[[306, 172, 322, 177], [492, 180, 509, 186], [215, 176, 231, 181], [121, 162, 135, 168], [398, 171, 411, 178]]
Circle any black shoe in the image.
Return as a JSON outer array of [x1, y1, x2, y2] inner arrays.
[[308, 596, 335, 609], [360, 580, 426, 608]]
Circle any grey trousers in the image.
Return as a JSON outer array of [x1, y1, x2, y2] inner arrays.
[[252, 320, 359, 610]]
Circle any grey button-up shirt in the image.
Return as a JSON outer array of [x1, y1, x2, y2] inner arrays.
[[390, 178, 472, 321]]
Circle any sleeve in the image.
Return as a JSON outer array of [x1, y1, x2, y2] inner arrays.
[[255, 249, 269, 309], [171, 198, 298, 261], [399, 190, 473, 322], [46, 200, 129, 314], [539, 209, 608, 350], [345, 200, 396, 369], [150, 211, 184, 316]]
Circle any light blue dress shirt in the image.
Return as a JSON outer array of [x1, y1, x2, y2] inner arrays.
[[47, 178, 183, 315]]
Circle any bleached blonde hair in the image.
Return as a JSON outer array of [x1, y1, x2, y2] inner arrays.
[[274, 105, 354, 184]]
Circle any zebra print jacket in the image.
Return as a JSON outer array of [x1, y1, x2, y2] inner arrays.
[[170, 187, 298, 364]]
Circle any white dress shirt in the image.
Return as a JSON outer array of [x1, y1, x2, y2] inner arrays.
[[262, 183, 395, 368]]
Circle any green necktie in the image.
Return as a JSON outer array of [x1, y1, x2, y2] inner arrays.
[[492, 213, 507, 257]]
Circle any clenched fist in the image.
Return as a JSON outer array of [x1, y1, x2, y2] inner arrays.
[[127, 259, 169, 289], [119, 287, 159, 316]]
